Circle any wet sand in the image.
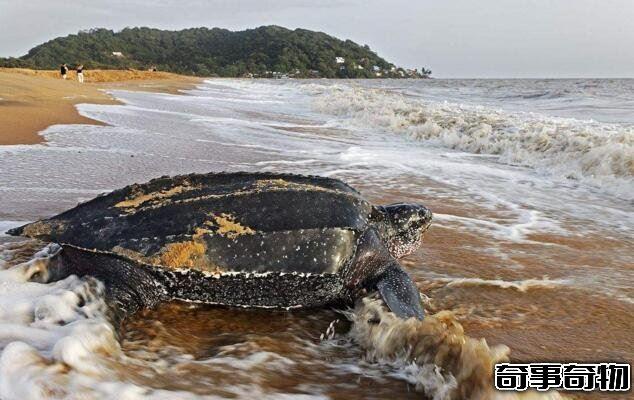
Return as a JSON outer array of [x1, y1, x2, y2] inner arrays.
[[0, 68, 202, 145]]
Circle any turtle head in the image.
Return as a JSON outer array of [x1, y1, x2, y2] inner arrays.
[[375, 203, 432, 259]]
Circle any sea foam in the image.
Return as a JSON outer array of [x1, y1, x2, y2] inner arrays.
[[348, 295, 566, 400], [309, 84, 634, 199]]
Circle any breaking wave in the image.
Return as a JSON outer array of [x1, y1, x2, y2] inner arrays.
[[348, 295, 565, 400], [309, 84, 634, 199], [0, 242, 124, 399]]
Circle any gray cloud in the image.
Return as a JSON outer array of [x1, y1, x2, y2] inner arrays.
[[1, 0, 632, 77]]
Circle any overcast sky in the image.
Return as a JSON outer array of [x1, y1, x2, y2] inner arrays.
[[1, 0, 632, 78]]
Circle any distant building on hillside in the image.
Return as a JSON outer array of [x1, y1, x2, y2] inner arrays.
[[111, 51, 123, 57], [372, 65, 380, 72], [335, 57, 345, 64]]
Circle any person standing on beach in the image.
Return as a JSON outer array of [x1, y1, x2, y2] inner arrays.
[[76, 64, 84, 83], [60, 64, 68, 79]]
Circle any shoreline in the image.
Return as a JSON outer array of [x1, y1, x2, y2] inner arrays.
[[0, 68, 203, 146]]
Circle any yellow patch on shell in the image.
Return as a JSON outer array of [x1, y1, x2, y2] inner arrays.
[[154, 241, 207, 269], [113, 243, 223, 273], [209, 213, 255, 239], [114, 182, 197, 211], [192, 227, 214, 239]]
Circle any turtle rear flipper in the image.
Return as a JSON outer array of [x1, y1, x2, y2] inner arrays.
[[376, 263, 424, 320]]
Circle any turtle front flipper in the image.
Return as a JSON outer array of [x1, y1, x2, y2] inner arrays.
[[376, 263, 424, 320]]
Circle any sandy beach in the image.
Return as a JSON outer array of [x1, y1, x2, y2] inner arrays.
[[0, 68, 202, 145]]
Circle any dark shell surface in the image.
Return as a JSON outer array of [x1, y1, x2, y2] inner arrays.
[[15, 172, 376, 275]]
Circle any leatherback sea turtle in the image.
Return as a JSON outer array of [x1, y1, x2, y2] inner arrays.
[[8, 172, 432, 320]]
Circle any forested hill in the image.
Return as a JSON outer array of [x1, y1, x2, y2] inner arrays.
[[0, 26, 430, 78]]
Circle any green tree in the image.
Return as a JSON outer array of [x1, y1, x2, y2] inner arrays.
[[1, 25, 414, 79]]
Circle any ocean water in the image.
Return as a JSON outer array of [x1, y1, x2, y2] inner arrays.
[[0, 78, 632, 399]]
